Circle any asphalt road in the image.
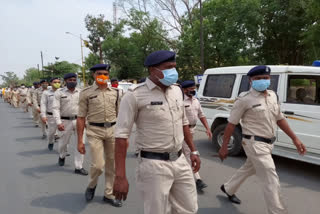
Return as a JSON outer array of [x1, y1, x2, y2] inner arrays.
[[1, 99, 319, 214]]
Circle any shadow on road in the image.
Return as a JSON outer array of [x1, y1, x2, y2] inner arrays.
[[198, 195, 245, 214], [15, 136, 43, 143], [195, 137, 320, 192], [21, 164, 74, 179], [17, 148, 58, 157], [30, 193, 87, 214]]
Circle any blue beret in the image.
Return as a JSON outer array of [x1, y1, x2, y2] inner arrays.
[[110, 77, 118, 82], [33, 82, 39, 85], [64, 73, 77, 80], [312, 60, 320, 66], [90, 64, 111, 72], [40, 79, 48, 84], [181, 80, 195, 88], [247, 65, 271, 77], [144, 50, 176, 67], [49, 77, 59, 82]]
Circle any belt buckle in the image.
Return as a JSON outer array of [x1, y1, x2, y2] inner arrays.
[[270, 137, 276, 144], [70, 116, 76, 120], [169, 152, 179, 161], [103, 123, 110, 128]]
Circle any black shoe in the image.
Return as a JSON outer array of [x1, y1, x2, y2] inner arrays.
[[35, 124, 39, 127], [48, 143, 54, 151], [66, 153, 71, 157], [58, 157, 65, 166], [221, 185, 241, 204], [103, 197, 122, 207], [85, 186, 96, 202], [75, 168, 88, 176], [196, 179, 208, 192]]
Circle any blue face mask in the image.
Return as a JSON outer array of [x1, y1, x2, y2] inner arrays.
[[251, 79, 270, 92], [158, 68, 179, 86]]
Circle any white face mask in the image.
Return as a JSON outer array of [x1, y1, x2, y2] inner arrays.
[[21, 86, 25, 89]]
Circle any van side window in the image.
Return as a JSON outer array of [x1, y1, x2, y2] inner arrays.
[[238, 75, 279, 95], [203, 74, 236, 98], [286, 75, 320, 105]]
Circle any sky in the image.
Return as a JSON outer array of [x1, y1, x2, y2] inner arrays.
[[0, 0, 118, 83]]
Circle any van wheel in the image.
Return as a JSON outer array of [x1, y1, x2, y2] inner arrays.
[[212, 123, 243, 156]]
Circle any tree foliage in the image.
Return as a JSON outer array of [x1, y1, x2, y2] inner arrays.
[[42, 61, 81, 80], [0, 72, 20, 87]]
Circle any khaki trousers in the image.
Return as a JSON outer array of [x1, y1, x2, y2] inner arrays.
[[86, 125, 115, 199], [136, 154, 198, 214], [58, 119, 84, 169], [47, 116, 57, 145], [224, 138, 287, 214], [20, 98, 28, 112], [32, 107, 40, 125]]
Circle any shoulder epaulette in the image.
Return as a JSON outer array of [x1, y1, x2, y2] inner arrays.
[[128, 82, 146, 92], [238, 91, 250, 98], [81, 85, 93, 92]]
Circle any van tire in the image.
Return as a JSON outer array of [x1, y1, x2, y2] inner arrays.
[[212, 123, 243, 156]]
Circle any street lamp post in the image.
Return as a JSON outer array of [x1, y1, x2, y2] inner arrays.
[[66, 32, 86, 86]]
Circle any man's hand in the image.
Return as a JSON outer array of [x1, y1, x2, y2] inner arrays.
[[28, 103, 32, 107], [206, 129, 213, 140], [57, 124, 65, 131], [218, 146, 228, 161], [41, 117, 48, 123], [293, 138, 307, 155], [190, 154, 201, 173], [37, 108, 41, 113], [113, 176, 129, 201], [77, 141, 86, 154]]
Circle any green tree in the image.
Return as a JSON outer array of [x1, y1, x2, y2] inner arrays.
[[22, 67, 42, 86], [43, 61, 81, 80], [0, 71, 20, 87]]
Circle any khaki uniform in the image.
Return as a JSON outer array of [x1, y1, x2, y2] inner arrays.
[[41, 89, 58, 145], [115, 78, 198, 214], [11, 90, 19, 108], [78, 83, 119, 199], [224, 88, 287, 214], [182, 95, 205, 180], [28, 88, 39, 125], [18, 87, 29, 112], [52, 87, 84, 169], [33, 88, 47, 135]]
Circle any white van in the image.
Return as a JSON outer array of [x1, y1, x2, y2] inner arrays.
[[197, 65, 320, 165]]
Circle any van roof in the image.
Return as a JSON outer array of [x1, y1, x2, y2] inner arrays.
[[204, 65, 320, 75]]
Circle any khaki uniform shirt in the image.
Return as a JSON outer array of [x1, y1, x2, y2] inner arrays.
[[40, 89, 56, 118], [228, 88, 285, 139], [12, 90, 19, 101], [52, 87, 80, 125], [184, 96, 205, 126], [78, 84, 119, 123], [33, 88, 47, 108], [27, 88, 34, 104], [18, 88, 28, 102], [115, 78, 189, 153]]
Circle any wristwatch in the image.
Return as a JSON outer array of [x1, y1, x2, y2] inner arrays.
[[191, 151, 200, 156]]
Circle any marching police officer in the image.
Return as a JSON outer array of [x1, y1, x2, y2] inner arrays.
[[18, 84, 29, 112], [41, 77, 61, 150], [113, 50, 201, 214], [28, 82, 40, 126], [77, 64, 122, 207], [52, 73, 88, 176], [219, 65, 307, 214], [33, 80, 49, 138], [181, 80, 212, 192]]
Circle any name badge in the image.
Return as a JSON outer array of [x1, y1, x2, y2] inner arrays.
[[61, 96, 68, 99], [185, 105, 190, 108], [150, 101, 163, 105], [252, 104, 261, 108]]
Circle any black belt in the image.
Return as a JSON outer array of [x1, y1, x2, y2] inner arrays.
[[47, 112, 53, 115], [189, 124, 196, 128], [140, 149, 182, 161], [243, 134, 276, 144], [89, 122, 116, 128], [61, 116, 77, 120]]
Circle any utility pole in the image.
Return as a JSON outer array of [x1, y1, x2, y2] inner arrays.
[[37, 64, 40, 77], [200, 0, 205, 73], [80, 34, 86, 86], [40, 51, 44, 78]]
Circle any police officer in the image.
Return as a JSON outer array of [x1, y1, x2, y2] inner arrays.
[[28, 82, 40, 126], [77, 64, 122, 207], [18, 84, 29, 112], [219, 65, 307, 214], [41, 77, 61, 150], [111, 77, 124, 97], [113, 50, 201, 214], [52, 73, 88, 175], [181, 80, 212, 192], [11, 87, 19, 108], [33, 80, 49, 138]]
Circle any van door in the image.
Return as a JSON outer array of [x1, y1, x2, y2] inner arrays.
[[277, 74, 320, 154]]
